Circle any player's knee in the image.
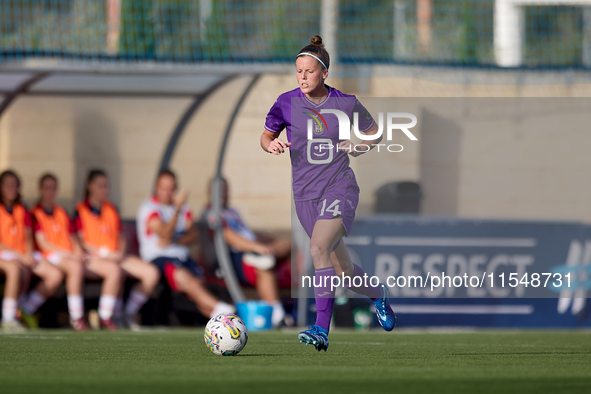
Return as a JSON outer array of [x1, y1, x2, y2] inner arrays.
[[172, 267, 190, 289], [105, 262, 123, 282], [144, 264, 160, 289], [3, 260, 21, 277], [67, 259, 84, 278], [309, 242, 328, 263], [45, 268, 64, 292]]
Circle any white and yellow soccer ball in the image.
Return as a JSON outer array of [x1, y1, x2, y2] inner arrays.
[[204, 313, 248, 356]]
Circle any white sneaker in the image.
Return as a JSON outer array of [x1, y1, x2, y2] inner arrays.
[[211, 302, 236, 318], [1, 319, 27, 333], [270, 302, 286, 327], [125, 314, 141, 331], [243, 253, 275, 270]]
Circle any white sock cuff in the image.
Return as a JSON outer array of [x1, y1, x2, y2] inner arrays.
[[3, 298, 17, 308], [98, 295, 117, 320], [2, 298, 18, 322], [67, 295, 85, 320]]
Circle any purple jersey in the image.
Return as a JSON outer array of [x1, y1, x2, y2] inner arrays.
[[265, 86, 374, 201]]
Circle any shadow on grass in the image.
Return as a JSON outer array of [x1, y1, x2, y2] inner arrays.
[[452, 352, 591, 356], [237, 354, 286, 357]]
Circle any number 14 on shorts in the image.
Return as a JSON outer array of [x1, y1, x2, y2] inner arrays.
[[320, 199, 341, 217]]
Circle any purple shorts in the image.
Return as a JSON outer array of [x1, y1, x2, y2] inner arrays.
[[294, 177, 360, 239]]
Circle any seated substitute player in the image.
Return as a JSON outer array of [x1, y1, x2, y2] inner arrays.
[[200, 177, 290, 327], [136, 169, 234, 319], [0, 251, 23, 332], [260, 35, 396, 351], [0, 171, 24, 332], [75, 169, 160, 330], [0, 170, 64, 331], [32, 173, 89, 330]]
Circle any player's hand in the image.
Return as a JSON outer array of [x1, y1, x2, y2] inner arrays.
[[157, 239, 171, 248], [72, 250, 85, 262], [173, 188, 190, 210], [267, 138, 291, 155], [337, 140, 366, 157], [107, 251, 124, 262], [20, 253, 37, 268]]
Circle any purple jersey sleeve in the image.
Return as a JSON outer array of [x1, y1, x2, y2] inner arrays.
[[265, 99, 286, 133], [353, 98, 375, 132]]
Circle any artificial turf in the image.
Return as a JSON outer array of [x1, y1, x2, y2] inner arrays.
[[0, 329, 590, 394]]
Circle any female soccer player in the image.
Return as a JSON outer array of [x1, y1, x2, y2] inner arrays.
[[75, 169, 160, 330], [260, 35, 396, 351], [0, 170, 64, 330], [32, 173, 89, 330]]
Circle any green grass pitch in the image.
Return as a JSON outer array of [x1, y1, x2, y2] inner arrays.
[[1, 329, 590, 393]]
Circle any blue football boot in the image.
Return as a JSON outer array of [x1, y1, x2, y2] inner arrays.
[[298, 325, 329, 352], [374, 286, 396, 331]]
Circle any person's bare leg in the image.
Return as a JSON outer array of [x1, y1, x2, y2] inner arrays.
[[85, 259, 121, 297], [0, 260, 21, 300], [255, 267, 287, 326], [120, 256, 160, 322], [173, 267, 220, 317], [255, 268, 280, 303], [269, 237, 292, 259], [85, 258, 122, 323], [120, 256, 160, 296], [309, 218, 345, 270], [57, 258, 84, 296], [57, 257, 86, 322], [0, 260, 22, 326], [20, 260, 64, 317], [32, 260, 64, 297]]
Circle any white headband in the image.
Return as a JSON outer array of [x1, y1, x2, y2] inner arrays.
[[297, 52, 328, 69]]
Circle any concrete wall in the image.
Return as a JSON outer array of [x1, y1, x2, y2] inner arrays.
[[1, 68, 591, 231]]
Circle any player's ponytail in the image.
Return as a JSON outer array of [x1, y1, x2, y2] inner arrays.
[[297, 35, 330, 70]]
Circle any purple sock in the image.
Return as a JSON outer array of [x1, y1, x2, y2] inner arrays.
[[313, 267, 336, 332], [346, 264, 382, 301]]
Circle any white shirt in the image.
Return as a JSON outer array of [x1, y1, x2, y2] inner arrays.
[[137, 197, 193, 262]]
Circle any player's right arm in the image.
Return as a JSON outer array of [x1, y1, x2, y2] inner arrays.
[[262, 96, 290, 155], [76, 229, 100, 256], [34, 231, 72, 256], [147, 189, 189, 246], [73, 210, 100, 256], [260, 130, 291, 155], [70, 234, 85, 260]]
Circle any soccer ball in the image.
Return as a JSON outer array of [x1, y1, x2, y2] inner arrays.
[[204, 313, 248, 356]]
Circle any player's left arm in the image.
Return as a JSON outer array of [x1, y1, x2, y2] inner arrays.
[[108, 234, 126, 262], [174, 223, 198, 246]]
